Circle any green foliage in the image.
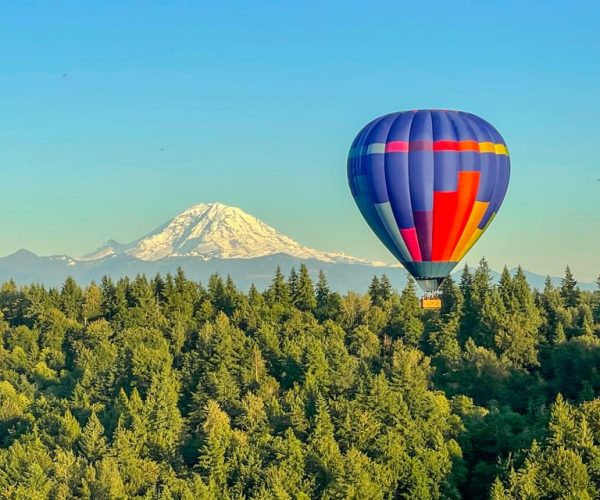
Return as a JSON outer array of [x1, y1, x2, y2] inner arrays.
[[561, 265, 581, 308], [494, 396, 600, 499], [0, 267, 598, 498]]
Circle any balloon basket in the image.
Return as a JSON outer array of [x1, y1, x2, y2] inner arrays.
[[420, 294, 442, 310]]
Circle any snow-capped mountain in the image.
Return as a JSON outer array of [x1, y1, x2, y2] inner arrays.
[[82, 202, 384, 266]]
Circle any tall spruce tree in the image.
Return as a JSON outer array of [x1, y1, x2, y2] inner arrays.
[[288, 268, 299, 302], [315, 270, 340, 321], [295, 264, 316, 312], [60, 276, 83, 320], [266, 266, 290, 306], [368, 276, 381, 307], [560, 266, 580, 308]]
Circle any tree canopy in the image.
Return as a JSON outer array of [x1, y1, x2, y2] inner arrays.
[[0, 263, 599, 498]]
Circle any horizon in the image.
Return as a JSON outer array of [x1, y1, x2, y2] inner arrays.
[[0, 200, 596, 288], [1, 2, 599, 281]]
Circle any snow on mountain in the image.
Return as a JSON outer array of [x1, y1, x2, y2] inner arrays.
[[82, 202, 386, 266], [81, 239, 133, 261]]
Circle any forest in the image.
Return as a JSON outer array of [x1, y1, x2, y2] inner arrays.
[[0, 260, 599, 499]]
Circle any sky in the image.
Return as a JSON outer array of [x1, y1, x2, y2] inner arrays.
[[0, 1, 599, 281]]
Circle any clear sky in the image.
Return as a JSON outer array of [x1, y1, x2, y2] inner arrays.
[[0, 1, 599, 281]]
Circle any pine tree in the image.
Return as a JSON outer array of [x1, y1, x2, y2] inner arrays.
[[100, 276, 118, 320], [315, 271, 340, 322], [93, 457, 126, 499], [266, 267, 290, 306], [387, 278, 423, 346], [368, 276, 381, 306], [581, 315, 594, 337], [461, 258, 497, 347], [144, 369, 183, 462], [307, 395, 343, 494], [498, 266, 513, 306], [248, 284, 262, 306], [379, 275, 393, 303], [208, 273, 227, 313], [316, 271, 330, 312], [439, 275, 463, 320], [82, 282, 102, 325], [489, 478, 508, 499], [560, 266, 580, 308], [295, 264, 316, 312], [288, 267, 299, 302], [197, 401, 233, 492], [493, 267, 542, 367], [553, 322, 566, 344], [127, 274, 165, 329], [222, 275, 239, 316], [59, 409, 83, 448], [79, 412, 108, 462], [368, 275, 393, 308], [60, 276, 83, 320], [151, 272, 166, 307]]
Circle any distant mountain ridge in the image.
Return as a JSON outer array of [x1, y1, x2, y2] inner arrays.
[[0, 249, 593, 293], [0, 203, 595, 292]]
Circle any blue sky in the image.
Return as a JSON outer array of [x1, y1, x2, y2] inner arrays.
[[0, 1, 598, 281]]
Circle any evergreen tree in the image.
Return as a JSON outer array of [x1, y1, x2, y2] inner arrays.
[[316, 271, 330, 316], [295, 264, 316, 312], [439, 275, 464, 320], [560, 266, 580, 308], [498, 266, 513, 306], [127, 274, 165, 329], [265, 266, 290, 306], [100, 276, 118, 320], [493, 267, 541, 368], [379, 275, 393, 303], [82, 282, 102, 325], [315, 271, 341, 322], [144, 369, 183, 462], [151, 272, 166, 306], [197, 400, 234, 492], [387, 278, 423, 346], [368, 276, 381, 306], [79, 412, 108, 462], [60, 276, 83, 320], [288, 267, 299, 301], [553, 322, 567, 344]]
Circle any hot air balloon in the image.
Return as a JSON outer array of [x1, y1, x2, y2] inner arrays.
[[347, 110, 510, 307]]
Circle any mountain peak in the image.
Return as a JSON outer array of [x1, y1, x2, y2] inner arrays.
[[10, 248, 38, 259], [181, 201, 231, 214], [81, 202, 380, 265]]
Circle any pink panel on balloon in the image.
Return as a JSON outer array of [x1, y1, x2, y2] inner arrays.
[[399, 227, 422, 262]]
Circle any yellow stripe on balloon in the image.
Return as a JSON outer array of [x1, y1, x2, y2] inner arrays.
[[450, 201, 489, 261], [456, 229, 483, 262], [478, 142, 496, 153], [495, 144, 509, 156], [456, 212, 497, 262]]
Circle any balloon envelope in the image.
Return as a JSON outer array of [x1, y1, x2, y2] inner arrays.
[[347, 110, 510, 291]]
